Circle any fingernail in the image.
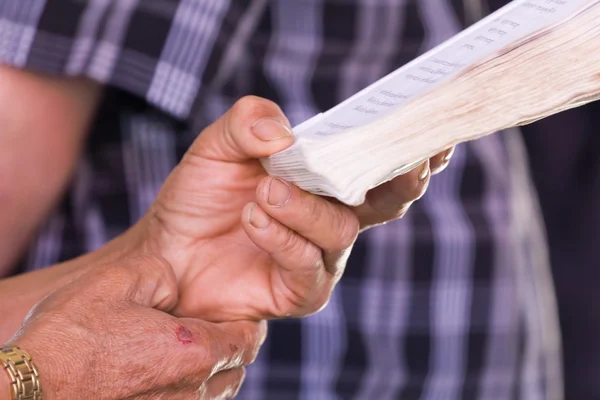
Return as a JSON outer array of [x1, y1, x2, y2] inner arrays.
[[418, 162, 430, 181], [258, 320, 269, 339], [248, 204, 271, 230], [266, 177, 291, 207], [251, 118, 293, 141], [443, 147, 455, 163]]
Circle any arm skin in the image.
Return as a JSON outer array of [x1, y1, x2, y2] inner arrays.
[[0, 222, 142, 343], [0, 371, 8, 399], [0, 64, 102, 276], [0, 258, 90, 396], [0, 65, 102, 341], [0, 257, 91, 342]]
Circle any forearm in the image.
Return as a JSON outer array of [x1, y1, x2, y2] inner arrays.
[[0, 65, 101, 276]]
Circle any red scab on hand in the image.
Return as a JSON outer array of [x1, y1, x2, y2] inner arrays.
[[176, 326, 194, 345]]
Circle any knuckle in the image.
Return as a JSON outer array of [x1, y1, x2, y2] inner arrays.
[[374, 180, 422, 220], [406, 178, 429, 203], [95, 255, 178, 307], [242, 324, 257, 355], [332, 209, 359, 251], [413, 179, 430, 201], [300, 196, 323, 227], [232, 95, 279, 122], [300, 283, 332, 316], [244, 322, 266, 365], [86, 264, 138, 296], [277, 250, 325, 317], [128, 254, 172, 281], [364, 191, 408, 223], [374, 201, 412, 222], [306, 300, 327, 316], [312, 288, 334, 314], [232, 95, 259, 113], [278, 227, 302, 255], [242, 337, 257, 365], [370, 203, 407, 225], [224, 323, 260, 368], [297, 243, 324, 271], [187, 325, 216, 371]]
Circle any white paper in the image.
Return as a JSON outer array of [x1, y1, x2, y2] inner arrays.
[[293, 0, 593, 139]]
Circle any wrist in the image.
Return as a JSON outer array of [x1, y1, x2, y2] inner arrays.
[[0, 344, 43, 400]]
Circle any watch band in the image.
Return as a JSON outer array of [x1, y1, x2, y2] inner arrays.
[[0, 345, 43, 400]]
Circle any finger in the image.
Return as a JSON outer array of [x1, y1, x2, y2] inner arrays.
[[354, 159, 430, 228], [98, 313, 266, 396], [429, 146, 455, 175], [254, 176, 359, 254], [177, 319, 267, 374], [242, 203, 332, 315], [187, 96, 295, 162], [198, 368, 246, 400]]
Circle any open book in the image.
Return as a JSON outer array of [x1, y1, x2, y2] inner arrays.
[[261, 0, 600, 206]]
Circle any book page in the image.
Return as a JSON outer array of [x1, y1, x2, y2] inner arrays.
[[294, 0, 594, 138]]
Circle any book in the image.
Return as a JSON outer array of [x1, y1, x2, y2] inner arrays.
[[260, 0, 600, 206]]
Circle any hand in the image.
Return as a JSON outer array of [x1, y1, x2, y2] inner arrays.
[[136, 96, 453, 322], [352, 144, 454, 230], [7, 256, 266, 400]]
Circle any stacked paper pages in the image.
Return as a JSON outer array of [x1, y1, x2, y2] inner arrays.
[[261, 0, 600, 206]]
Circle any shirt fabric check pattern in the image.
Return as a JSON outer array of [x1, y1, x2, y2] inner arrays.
[[0, 0, 563, 399]]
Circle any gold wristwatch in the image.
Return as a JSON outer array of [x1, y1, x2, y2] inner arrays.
[[0, 345, 42, 400]]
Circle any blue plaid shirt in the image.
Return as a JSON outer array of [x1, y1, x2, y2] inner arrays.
[[1, 0, 565, 399]]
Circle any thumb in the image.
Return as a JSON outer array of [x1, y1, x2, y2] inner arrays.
[[188, 96, 296, 163]]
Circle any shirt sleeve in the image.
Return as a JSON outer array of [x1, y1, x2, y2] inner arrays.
[[0, 0, 233, 119]]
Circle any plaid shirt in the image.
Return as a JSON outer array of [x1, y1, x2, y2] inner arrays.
[[1, 0, 563, 399]]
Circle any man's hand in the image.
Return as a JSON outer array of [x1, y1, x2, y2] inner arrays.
[[353, 143, 454, 230], [8, 255, 266, 400], [0, 94, 452, 398], [138, 96, 453, 322]]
